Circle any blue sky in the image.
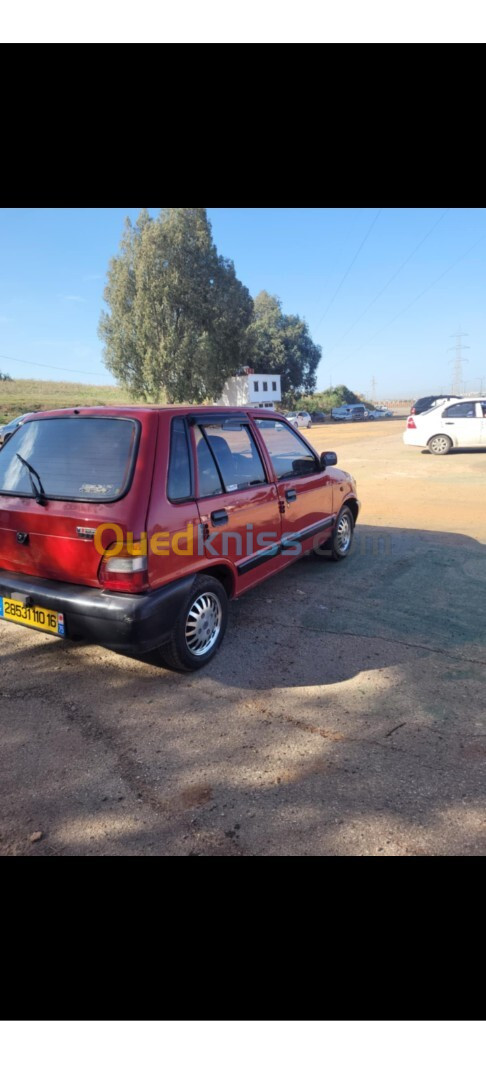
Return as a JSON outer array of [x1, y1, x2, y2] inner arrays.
[[1, 207, 485, 399]]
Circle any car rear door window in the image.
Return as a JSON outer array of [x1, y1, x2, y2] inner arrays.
[[167, 417, 192, 501], [194, 428, 224, 497], [195, 422, 266, 495], [255, 418, 317, 479]]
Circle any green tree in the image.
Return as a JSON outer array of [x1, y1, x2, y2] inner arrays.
[[287, 385, 371, 412], [99, 208, 253, 403], [247, 292, 321, 403]]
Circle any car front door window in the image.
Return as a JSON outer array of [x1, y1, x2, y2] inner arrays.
[[254, 419, 317, 479]]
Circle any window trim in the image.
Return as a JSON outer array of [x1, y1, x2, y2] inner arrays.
[[0, 416, 141, 504], [166, 416, 195, 504], [194, 419, 270, 498]]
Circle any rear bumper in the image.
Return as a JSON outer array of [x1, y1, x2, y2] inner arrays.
[[403, 429, 426, 446], [0, 569, 196, 654]]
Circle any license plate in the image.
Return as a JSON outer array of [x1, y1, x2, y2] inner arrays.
[[0, 597, 65, 636]]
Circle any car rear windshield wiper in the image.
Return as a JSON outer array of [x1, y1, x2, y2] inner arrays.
[[16, 453, 48, 505]]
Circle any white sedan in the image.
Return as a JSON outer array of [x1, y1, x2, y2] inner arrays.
[[286, 411, 312, 429], [403, 397, 486, 454]]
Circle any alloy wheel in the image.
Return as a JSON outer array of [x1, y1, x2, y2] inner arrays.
[[185, 592, 223, 656], [336, 513, 352, 553]]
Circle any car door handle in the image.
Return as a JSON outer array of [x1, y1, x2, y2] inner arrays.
[[286, 489, 297, 502], [445, 422, 454, 425], [211, 509, 229, 525]]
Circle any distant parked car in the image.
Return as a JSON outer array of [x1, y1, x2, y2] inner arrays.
[[410, 395, 460, 415], [286, 410, 312, 429], [346, 405, 367, 422], [310, 411, 326, 423], [404, 397, 486, 454], [367, 407, 393, 420], [0, 413, 34, 447], [331, 404, 367, 422]]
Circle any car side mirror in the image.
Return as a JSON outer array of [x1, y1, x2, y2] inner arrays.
[[320, 451, 337, 469]]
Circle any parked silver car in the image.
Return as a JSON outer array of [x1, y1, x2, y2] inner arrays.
[[332, 405, 367, 422], [367, 407, 393, 420], [0, 413, 34, 447]]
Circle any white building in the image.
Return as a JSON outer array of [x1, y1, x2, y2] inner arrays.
[[216, 372, 281, 409]]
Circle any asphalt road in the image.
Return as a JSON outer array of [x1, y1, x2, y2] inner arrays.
[[1, 419, 485, 856]]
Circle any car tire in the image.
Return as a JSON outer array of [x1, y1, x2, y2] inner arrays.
[[330, 506, 355, 560], [156, 574, 228, 672], [307, 421, 312, 428], [428, 434, 452, 456]]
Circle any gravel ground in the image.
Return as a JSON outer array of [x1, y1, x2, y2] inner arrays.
[[1, 419, 485, 856]]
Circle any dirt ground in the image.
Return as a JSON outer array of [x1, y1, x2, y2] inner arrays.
[[1, 418, 485, 856]]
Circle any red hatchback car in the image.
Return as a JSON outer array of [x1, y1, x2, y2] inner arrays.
[[0, 406, 359, 670]]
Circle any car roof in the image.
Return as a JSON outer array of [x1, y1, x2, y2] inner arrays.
[[430, 395, 482, 405], [416, 394, 459, 403], [19, 404, 288, 422]]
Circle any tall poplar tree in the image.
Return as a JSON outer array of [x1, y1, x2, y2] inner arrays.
[[99, 208, 253, 402]]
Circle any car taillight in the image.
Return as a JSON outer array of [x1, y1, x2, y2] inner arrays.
[[98, 542, 148, 593], [407, 416, 417, 429]]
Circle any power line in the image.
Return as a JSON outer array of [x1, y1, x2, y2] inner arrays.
[[339, 230, 486, 364], [321, 207, 450, 358], [0, 352, 106, 378], [314, 208, 382, 330]]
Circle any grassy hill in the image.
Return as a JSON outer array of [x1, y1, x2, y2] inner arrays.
[[0, 379, 136, 425]]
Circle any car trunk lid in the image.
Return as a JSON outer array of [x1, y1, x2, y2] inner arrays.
[[0, 413, 157, 588]]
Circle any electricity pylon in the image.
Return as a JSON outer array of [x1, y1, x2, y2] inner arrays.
[[449, 329, 469, 395]]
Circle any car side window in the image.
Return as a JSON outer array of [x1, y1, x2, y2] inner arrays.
[[255, 419, 317, 480], [442, 402, 478, 418], [194, 427, 224, 497], [167, 417, 193, 501], [196, 422, 266, 494], [480, 400, 486, 417]]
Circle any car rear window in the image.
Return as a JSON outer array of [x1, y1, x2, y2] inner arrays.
[[0, 417, 139, 502]]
